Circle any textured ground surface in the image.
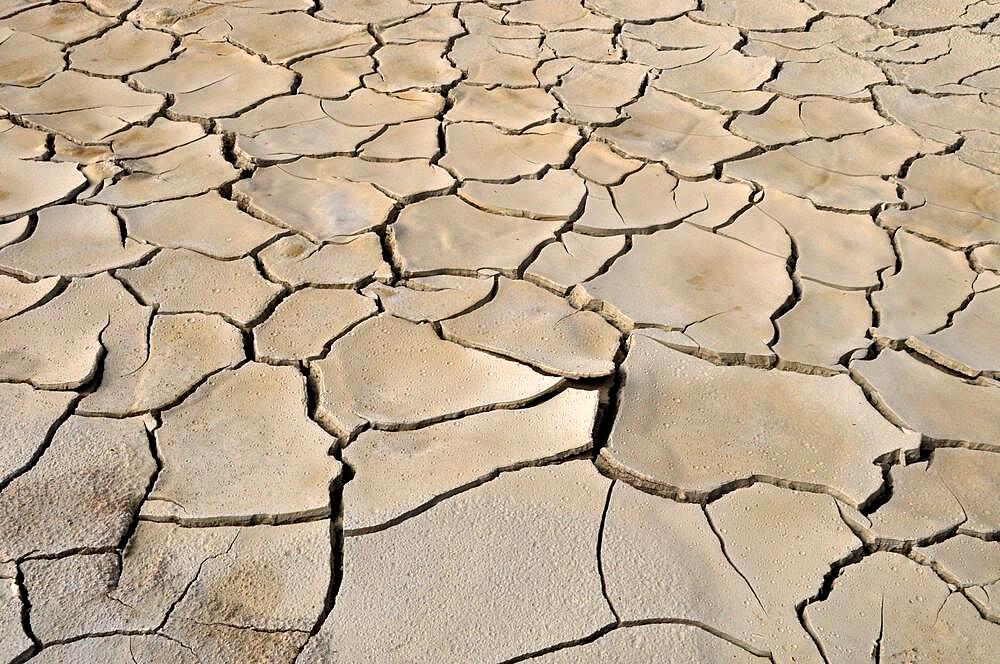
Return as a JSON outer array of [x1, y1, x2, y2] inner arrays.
[[1, 0, 999, 662]]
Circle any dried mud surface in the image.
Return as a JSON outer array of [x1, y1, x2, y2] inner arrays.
[[1, 1, 999, 662]]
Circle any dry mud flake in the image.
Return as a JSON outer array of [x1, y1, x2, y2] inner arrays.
[[959, 130, 1000, 174], [458, 168, 586, 220], [24, 519, 328, 656], [505, 0, 614, 29], [548, 60, 648, 124], [143, 363, 340, 525], [570, 140, 643, 184], [310, 314, 563, 437], [367, 42, 461, 92], [731, 96, 887, 148], [0, 26, 62, 86], [121, 193, 279, 259], [79, 312, 244, 417], [379, 3, 462, 42], [725, 125, 936, 211], [360, 119, 440, 160], [21, 528, 232, 640], [0, 383, 74, 486], [277, 155, 454, 203], [223, 10, 368, 64], [28, 635, 198, 663], [216, 95, 380, 165], [706, 484, 861, 663], [851, 349, 1000, 448], [0, 0, 45, 18], [0, 158, 86, 221], [293, 49, 374, 99], [130, 0, 311, 33], [877, 0, 1000, 31], [972, 244, 1000, 271], [117, 248, 282, 326], [342, 388, 598, 533], [600, 481, 771, 654], [866, 461, 966, 541], [572, 163, 716, 235], [652, 50, 775, 113], [0, 1, 112, 42], [773, 280, 872, 370], [762, 49, 887, 101], [711, 201, 795, 258], [526, 233, 626, 294], [363, 276, 495, 323], [753, 189, 894, 289], [0, 273, 150, 390], [876, 28, 1000, 98], [621, 16, 741, 66], [299, 462, 614, 662], [257, 233, 390, 288], [698, 0, 819, 30], [89, 135, 240, 207], [449, 33, 547, 88], [587, 0, 697, 21], [1, 219, 32, 249], [547, 28, 623, 63], [577, 224, 790, 358], [0, 120, 47, 159], [133, 38, 295, 119], [52, 137, 113, 167], [883, 154, 1000, 247], [915, 534, 1000, 616], [447, 84, 557, 131], [0, 204, 154, 279], [231, 164, 395, 242], [253, 288, 377, 364], [873, 86, 1000, 146], [0, 71, 162, 143], [0, 415, 154, 561], [316, 0, 428, 24], [600, 333, 916, 506], [439, 121, 581, 181], [68, 23, 174, 76], [441, 277, 620, 378], [391, 195, 562, 276], [595, 89, 754, 178], [907, 287, 1000, 377], [0, 274, 57, 322], [110, 117, 205, 160], [320, 86, 443, 126], [873, 230, 976, 340], [805, 553, 1000, 663]]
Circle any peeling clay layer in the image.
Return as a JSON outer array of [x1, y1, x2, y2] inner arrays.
[[0, 1, 999, 663]]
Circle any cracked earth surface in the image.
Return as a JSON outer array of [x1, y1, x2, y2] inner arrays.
[[0, 0, 999, 662]]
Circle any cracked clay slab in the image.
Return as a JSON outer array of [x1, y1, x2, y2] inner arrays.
[[300, 462, 614, 663], [577, 223, 791, 357], [600, 333, 916, 505], [143, 363, 341, 525], [117, 248, 282, 326], [310, 314, 563, 437], [441, 277, 620, 378], [805, 553, 1000, 663], [0, 273, 150, 390], [0, 415, 154, 561], [852, 349, 1000, 448], [342, 388, 598, 533]]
